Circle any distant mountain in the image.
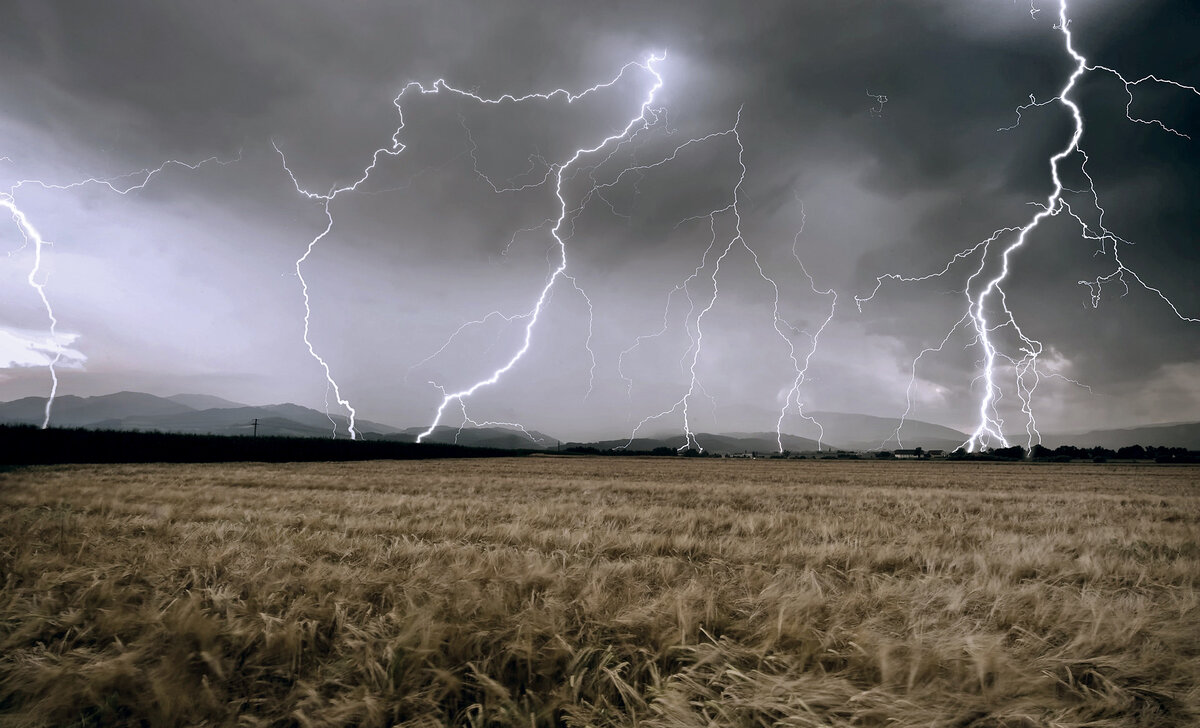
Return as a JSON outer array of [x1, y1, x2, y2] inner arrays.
[[795, 411, 969, 451], [572, 431, 826, 455], [5, 391, 1188, 452], [167, 393, 247, 410], [0, 391, 193, 427], [255, 403, 404, 436], [1038, 422, 1200, 451], [0, 392, 401, 439]]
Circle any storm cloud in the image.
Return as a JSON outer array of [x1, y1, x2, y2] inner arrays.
[[1, 0, 1197, 440]]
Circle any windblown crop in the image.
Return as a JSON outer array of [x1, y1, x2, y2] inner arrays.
[[1, 458, 1197, 726]]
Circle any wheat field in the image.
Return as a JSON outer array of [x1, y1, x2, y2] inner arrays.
[[1, 458, 1197, 727]]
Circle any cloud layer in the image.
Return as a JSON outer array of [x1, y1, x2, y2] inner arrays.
[[1, 0, 1197, 439]]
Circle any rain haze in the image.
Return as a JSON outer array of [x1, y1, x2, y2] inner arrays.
[[2, 0, 1198, 444]]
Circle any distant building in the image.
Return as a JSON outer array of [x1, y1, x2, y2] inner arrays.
[[894, 449, 922, 459]]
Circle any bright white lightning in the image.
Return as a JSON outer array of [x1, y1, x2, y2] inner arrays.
[[411, 55, 667, 442], [276, 56, 676, 443], [292, 198, 359, 439], [412, 80, 841, 449], [1, 196, 60, 428], [3, 154, 237, 428], [270, 68, 577, 439], [856, 0, 1198, 453], [411, 67, 731, 443]]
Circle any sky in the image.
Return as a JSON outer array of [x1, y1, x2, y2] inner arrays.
[[1, 0, 1198, 443]]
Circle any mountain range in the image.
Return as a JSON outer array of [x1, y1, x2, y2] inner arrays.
[[792, 411, 970, 452], [1, 391, 1197, 451], [570, 432, 826, 454], [0, 392, 400, 439]]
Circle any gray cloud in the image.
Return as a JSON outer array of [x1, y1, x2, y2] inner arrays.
[[1, 0, 1196, 439]]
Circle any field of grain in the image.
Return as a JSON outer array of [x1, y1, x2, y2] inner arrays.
[[1, 458, 1197, 727]]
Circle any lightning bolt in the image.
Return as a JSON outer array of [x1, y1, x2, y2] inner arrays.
[[775, 201, 838, 452], [279, 53, 845, 449], [413, 55, 665, 442], [619, 114, 837, 453], [856, 0, 1198, 452], [1, 196, 59, 428], [867, 90, 889, 117], [3, 154, 238, 428], [275, 56, 680, 443], [408, 61, 746, 444]]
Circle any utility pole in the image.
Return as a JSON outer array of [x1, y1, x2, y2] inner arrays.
[[252, 418, 259, 437]]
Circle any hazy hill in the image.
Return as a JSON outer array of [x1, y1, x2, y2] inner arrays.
[[167, 393, 248, 410], [1038, 422, 1200, 450], [0, 391, 193, 426], [796, 411, 969, 451], [4, 390, 1191, 451], [575, 431, 826, 455], [0, 393, 400, 439]]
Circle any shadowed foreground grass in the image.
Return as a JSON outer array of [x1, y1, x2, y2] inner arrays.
[[1, 459, 1197, 726]]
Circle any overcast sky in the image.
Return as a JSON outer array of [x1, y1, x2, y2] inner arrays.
[[2, 0, 1197, 441]]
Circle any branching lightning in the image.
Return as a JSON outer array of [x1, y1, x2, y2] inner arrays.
[[5, 4, 1188, 454], [413, 55, 666, 443], [277, 55, 674, 442], [3, 154, 238, 428], [856, 0, 1198, 452], [774, 202, 838, 451], [867, 90, 888, 118], [373, 56, 841, 451], [618, 114, 838, 453], [1, 197, 59, 427]]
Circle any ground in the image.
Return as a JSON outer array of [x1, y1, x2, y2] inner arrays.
[[1, 458, 1198, 727]]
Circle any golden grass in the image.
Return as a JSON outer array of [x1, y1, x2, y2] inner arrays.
[[1, 458, 1197, 727]]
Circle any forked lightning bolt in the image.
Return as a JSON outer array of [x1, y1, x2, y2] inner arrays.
[[407, 59, 834, 449], [414, 55, 666, 442], [867, 90, 888, 117], [3, 155, 237, 428], [620, 115, 837, 453], [775, 202, 838, 451], [856, 0, 1198, 452], [278, 55, 668, 441], [1, 197, 58, 428]]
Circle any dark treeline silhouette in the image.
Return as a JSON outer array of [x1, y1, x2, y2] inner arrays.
[[0, 425, 522, 465], [948, 443, 1199, 463]]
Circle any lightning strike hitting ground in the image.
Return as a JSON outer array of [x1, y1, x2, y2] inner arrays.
[[405, 62, 776, 446], [619, 114, 838, 453], [856, 0, 1198, 453], [413, 55, 666, 443], [2, 155, 237, 428], [775, 202, 838, 451], [1, 196, 58, 428], [278, 55, 670, 442]]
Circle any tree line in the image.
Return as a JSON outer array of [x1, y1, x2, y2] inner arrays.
[[947, 443, 1199, 463], [0, 425, 516, 465]]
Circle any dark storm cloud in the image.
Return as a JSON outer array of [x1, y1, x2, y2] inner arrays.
[[1, 0, 1196, 435]]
